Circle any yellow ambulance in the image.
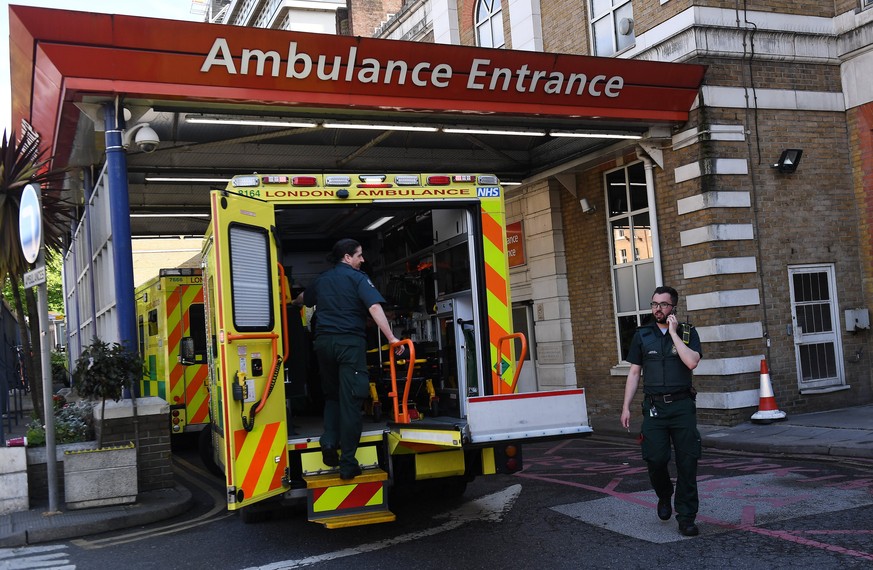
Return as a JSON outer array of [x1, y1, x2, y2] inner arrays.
[[135, 268, 210, 444], [185, 173, 591, 528]]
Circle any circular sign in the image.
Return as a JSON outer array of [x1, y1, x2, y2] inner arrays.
[[19, 183, 42, 264]]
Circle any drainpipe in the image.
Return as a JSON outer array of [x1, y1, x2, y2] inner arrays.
[[639, 153, 664, 286], [102, 102, 137, 353]]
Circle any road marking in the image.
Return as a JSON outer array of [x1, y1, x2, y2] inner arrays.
[[535, 468, 873, 561], [240, 484, 522, 570], [0, 544, 74, 569], [71, 456, 231, 550]]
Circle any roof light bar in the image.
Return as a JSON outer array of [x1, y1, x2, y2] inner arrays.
[[323, 123, 438, 132], [443, 127, 547, 137], [325, 176, 352, 186], [550, 131, 642, 139], [144, 177, 230, 183], [292, 176, 318, 187], [232, 176, 260, 188], [262, 176, 289, 184], [394, 175, 420, 186], [186, 116, 318, 128]]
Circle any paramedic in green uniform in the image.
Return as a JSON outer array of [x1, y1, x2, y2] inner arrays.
[[620, 286, 702, 537], [299, 239, 401, 480]]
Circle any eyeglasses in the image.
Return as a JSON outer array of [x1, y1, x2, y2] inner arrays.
[[650, 302, 674, 309]]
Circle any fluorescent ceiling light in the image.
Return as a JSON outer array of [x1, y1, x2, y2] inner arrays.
[[144, 177, 230, 183], [130, 213, 210, 218], [186, 116, 318, 128], [550, 131, 642, 139], [364, 216, 394, 231], [501, 181, 522, 186], [443, 127, 546, 137], [323, 122, 438, 132]]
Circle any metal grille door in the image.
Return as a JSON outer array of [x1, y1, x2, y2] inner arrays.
[[788, 265, 844, 390]]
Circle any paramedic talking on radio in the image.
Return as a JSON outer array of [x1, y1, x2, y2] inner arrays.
[[620, 286, 702, 537], [293, 239, 402, 480]]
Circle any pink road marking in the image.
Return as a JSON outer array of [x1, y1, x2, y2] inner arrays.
[[517, 471, 873, 562], [797, 530, 873, 535], [541, 439, 576, 455]]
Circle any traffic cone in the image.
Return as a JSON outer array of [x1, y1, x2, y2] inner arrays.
[[751, 358, 786, 423]]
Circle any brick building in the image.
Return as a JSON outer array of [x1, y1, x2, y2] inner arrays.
[[358, 0, 873, 426], [13, 2, 870, 428]]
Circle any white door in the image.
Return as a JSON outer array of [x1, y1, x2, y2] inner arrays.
[[788, 264, 844, 390]]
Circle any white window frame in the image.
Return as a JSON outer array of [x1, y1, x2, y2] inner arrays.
[[589, 0, 635, 57], [607, 161, 655, 361], [475, 0, 505, 48], [787, 264, 845, 391]]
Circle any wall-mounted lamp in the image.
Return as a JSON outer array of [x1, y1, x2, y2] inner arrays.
[[580, 198, 596, 214], [772, 149, 803, 173]]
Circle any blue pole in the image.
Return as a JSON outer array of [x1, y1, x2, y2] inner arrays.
[[102, 104, 137, 353]]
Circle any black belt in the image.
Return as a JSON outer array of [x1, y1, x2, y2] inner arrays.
[[645, 390, 692, 404]]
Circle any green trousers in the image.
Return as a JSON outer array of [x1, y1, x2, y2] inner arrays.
[[313, 334, 369, 474], [640, 396, 702, 524]]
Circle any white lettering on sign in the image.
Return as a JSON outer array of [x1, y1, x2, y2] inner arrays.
[[200, 38, 625, 99]]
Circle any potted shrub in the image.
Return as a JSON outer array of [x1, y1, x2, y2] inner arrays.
[[62, 338, 143, 509]]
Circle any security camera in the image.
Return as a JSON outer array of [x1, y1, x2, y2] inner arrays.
[[122, 123, 160, 153]]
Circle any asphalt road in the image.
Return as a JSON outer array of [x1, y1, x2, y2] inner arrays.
[[4, 435, 873, 569]]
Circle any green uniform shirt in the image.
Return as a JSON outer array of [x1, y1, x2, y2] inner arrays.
[[304, 262, 385, 337]]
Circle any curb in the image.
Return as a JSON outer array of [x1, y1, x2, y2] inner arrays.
[[0, 484, 193, 548]]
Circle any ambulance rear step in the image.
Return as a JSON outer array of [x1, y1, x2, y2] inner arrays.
[[304, 468, 395, 528]]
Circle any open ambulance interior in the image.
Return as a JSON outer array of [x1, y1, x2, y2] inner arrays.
[[277, 199, 490, 428]]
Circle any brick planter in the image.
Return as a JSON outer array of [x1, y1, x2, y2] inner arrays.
[[24, 396, 172, 506], [94, 397, 173, 492]]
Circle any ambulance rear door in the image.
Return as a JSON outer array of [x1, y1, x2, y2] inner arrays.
[[208, 189, 289, 509]]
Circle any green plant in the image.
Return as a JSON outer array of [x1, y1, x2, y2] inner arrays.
[[0, 129, 72, 425], [25, 400, 93, 446], [72, 338, 143, 448], [51, 350, 71, 387]]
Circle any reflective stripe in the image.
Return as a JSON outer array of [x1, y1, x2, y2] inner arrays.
[[312, 481, 384, 513], [235, 422, 288, 499], [480, 206, 513, 391]]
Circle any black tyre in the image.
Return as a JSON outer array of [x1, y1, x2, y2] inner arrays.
[[198, 425, 224, 478]]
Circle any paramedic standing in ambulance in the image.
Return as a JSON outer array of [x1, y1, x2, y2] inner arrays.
[[297, 239, 401, 480], [620, 286, 702, 537]]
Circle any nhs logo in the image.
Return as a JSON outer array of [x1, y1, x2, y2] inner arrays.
[[477, 187, 501, 198]]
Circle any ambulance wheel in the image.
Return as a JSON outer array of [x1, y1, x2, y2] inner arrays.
[[199, 425, 223, 478], [372, 402, 382, 422]]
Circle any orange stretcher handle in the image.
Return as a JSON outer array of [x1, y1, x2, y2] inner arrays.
[[277, 263, 290, 358], [388, 339, 416, 424], [495, 332, 527, 395]]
